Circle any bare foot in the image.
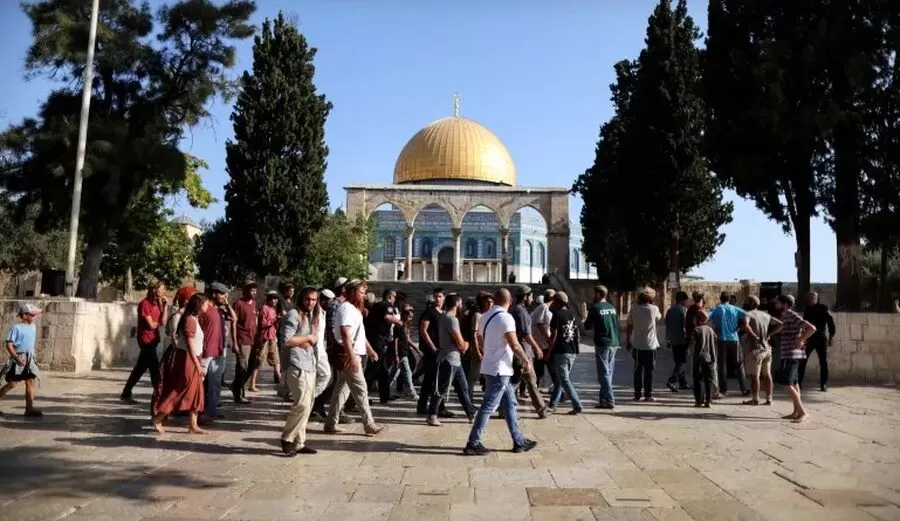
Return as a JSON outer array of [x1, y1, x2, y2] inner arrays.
[[248, 386, 260, 392], [152, 421, 165, 434], [792, 414, 809, 423], [188, 427, 208, 434], [782, 413, 799, 420]]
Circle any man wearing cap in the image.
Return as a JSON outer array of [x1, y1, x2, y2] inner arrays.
[[0, 303, 43, 417], [276, 282, 296, 317], [546, 292, 583, 414], [530, 288, 556, 391], [199, 282, 231, 423], [249, 290, 282, 392], [121, 281, 169, 404], [511, 285, 548, 418], [230, 281, 258, 404], [312, 279, 348, 420]]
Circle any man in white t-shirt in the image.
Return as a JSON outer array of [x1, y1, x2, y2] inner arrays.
[[464, 288, 538, 456], [324, 279, 384, 436]]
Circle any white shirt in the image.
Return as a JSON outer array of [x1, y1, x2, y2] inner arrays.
[[627, 304, 662, 350], [478, 305, 517, 377], [334, 302, 367, 356], [529, 303, 552, 351]]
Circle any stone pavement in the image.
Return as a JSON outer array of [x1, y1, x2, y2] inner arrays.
[[1, 346, 899, 521]]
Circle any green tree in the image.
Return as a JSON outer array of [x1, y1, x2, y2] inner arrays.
[[0, 194, 73, 274], [223, 12, 331, 277], [0, 0, 254, 298], [194, 217, 247, 286], [704, 0, 829, 299], [291, 212, 375, 287], [574, 0, 732, 291]]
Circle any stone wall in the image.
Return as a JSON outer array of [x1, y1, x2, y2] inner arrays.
[[0, 299, 139, 372], [810, 312, 900, 385]]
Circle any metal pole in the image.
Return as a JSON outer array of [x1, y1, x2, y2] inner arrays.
[[65, 0, 100, 297]]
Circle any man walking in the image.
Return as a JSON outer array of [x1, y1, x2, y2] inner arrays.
[[709, 292, 750, 398], [511, 286, 548, 418], [427, 294, 476, 426], [199, 282, 231, 424], [665, 291, 691, 392], [585, 285, 619, 409], [463, 288, 537, 456], [546, 292, 583, 415], [230, 281, 257, 403], [279, 287, 321, 456], [121, 281, 169, 404], [800, 292, 836, 392], [530, 289, 556, 391], [368, 289, 402, 403], [417, 288, 449, 417]]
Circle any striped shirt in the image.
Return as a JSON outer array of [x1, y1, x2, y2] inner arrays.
[[779, 310, 812, 360]]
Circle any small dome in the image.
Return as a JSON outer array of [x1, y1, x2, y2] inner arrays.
[[393, 115, 516, 186]]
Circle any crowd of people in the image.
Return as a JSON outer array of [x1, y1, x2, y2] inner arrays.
[[0, 277, 838, 451]]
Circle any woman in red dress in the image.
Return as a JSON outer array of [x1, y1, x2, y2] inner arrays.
[[152, 290, 208, 434]]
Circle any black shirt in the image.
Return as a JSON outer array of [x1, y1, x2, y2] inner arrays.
[[418, 305, 442, 354], [370, 300, 397, 340], [550, 307, 580, 355], [803, 303, 836, 341]]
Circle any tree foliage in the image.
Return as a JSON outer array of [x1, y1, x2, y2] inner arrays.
[[0, 194, 73, 275], [194, 217, 246, 285], [0, 0, 254, 297], [222, 11, 331, 277], [290, 212, 375, 287], [574, 0, 732, 292]]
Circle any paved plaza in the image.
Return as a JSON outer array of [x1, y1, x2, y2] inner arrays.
[[1, 346, 899, 521]]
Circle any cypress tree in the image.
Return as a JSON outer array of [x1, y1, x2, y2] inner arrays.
[[224, 12, 332, 277]]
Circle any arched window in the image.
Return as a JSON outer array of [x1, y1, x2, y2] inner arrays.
[[465, 238, 476, 258], [538, 243, 546, 267], [421, 237, 433, 258], [383, 236, 395, 261], [484, 239, 496, 259], [572, 248, 580, 272]]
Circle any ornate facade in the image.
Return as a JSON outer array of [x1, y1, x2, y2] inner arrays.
[[344, 96, 596, 283]]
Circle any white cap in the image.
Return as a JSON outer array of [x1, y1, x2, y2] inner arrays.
[[321, 289, 336, 299]]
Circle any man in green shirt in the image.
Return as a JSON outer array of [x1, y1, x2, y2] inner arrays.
[[584, 285, 619, 409]]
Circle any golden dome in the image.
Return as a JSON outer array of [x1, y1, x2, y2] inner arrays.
[[393, 115, 516, 186]]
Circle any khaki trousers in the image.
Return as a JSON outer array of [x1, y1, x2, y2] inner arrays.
[[281, 367, 317, 447], [326, 356, 375, 430]]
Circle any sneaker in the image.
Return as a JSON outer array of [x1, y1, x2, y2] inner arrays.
[[281, 439, 298, 457], [819, 385, 828, 392], [463, 444, 490, 456], [764, 398, 773, 406], [703, 402, 711, 408], [513, 439, 538, 453], [296, 445, 318, 455], [566, 408, 582, 416], [644, 397, 657, 402], [694, 402, 703, 408], [23, 409, 43, 418], [595, 403, 615, 410], [633, 396, 642, 401]]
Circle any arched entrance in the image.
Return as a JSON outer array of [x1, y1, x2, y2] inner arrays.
[[437, 247, 454, 281]]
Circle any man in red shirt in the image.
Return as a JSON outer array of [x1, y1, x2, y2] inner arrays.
[[121, 281, 169, 404], [249, 291, 281, 391], [230, 281, 258, 403]]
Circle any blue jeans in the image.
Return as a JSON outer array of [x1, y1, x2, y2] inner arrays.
[[204, 355, 224, 417], [388, 356, 418, 399], [595, 346, 618, 405], [428, 361, 475, 417], [550, 353, 582, 410], [467, 374, 526, 447]]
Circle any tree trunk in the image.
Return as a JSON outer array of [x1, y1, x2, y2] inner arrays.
[[794, 213, 811, 305], [832, 122, 864, 311], [76, 238, 106, 299], [125, 266, 133, 300]]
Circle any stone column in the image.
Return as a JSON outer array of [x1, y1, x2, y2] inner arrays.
[[392, 260, 398, 281], [432, 260, 438, 281], [469, 261, 475, 282], [405, 225, 415, 281], [500, 227, 510, 283], [452, 227, 462, 281]]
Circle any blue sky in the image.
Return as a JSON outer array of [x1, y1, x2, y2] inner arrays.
[[0, 0, 837, 283]]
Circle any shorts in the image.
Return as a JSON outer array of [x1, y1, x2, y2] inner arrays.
[[253, 340, 280, 368], [780, 359, 801, 386], [744, 348, 772, 377]]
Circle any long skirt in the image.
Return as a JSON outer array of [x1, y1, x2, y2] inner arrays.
[[152, 345, 204, 416]]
